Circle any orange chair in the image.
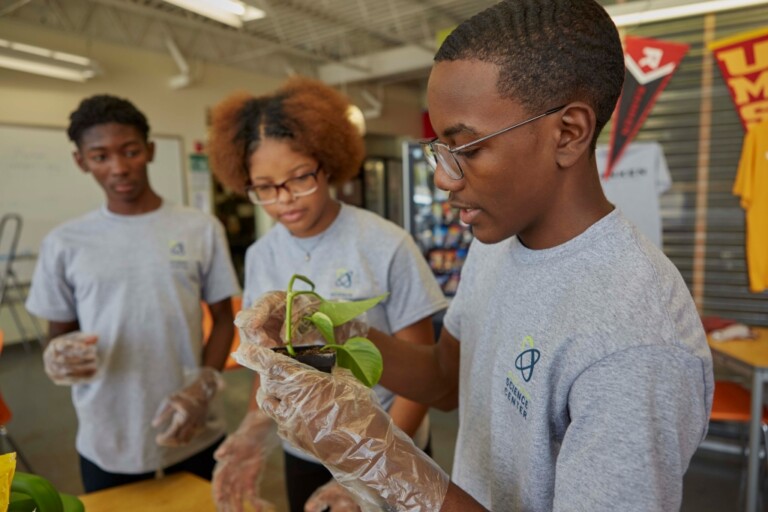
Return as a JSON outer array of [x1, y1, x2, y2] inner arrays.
[[710, 380, 768, 458], [202, 296, 242, 370], [711, 380, 768, 426], [0, 329, 34, 472], [709, 380, 768, 507]]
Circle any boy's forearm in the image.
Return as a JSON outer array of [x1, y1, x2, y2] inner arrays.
[[440, 482, 489, 512], [368, 328, 459, 409], [203, 299, 235, 370], [388, 397, 430, 438], [47, 320, 80, 343], [203, 320, 235, 370]]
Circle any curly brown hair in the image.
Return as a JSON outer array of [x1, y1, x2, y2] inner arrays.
[[207, 76, 365, 195]]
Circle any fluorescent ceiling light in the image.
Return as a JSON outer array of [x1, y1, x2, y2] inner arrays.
[[163, 0, 265, 28], [0, 39, 99, 82], [607, 0, 768, 27], [0, 55, 95, 81]]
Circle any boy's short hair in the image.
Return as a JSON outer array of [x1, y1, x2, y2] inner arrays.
[[208, 76, 364, 195], [435, 0, 624, 144], [67, 94, 150, 146]]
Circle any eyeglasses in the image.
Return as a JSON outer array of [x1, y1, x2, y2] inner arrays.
[[245, 167, 321, 205], [420, 105, 566, 180]]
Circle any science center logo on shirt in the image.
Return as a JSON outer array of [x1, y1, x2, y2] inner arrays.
[[169, 241, 185, 257], [335, 269, 353, 288], [329, 268, 355, 299], [168, 240, 189, 269], [515, 342, 541, 383], [504, 335, 540, 420]]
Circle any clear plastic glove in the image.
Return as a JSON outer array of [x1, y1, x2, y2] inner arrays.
[[305, 479, 362, 512], [212, 410, 278, 512], [235, 291, 368, 348], [42, 331, 99, 386], [152, 367, 224, 447], [236, 345, 450, 512]]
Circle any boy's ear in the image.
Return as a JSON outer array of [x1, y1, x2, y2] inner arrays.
[[146, 140, 156, 163], [73, 150, 89, 173], [553, 103, 595, 169]]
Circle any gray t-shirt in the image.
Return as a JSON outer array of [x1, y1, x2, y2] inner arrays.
[[26, 202, 241, 473], [243, 203, 447, 461], [443, 210, 713, 512]]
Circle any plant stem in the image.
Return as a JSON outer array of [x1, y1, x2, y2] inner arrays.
[[284, 275, 320, 357], [285, 291, 297, 357]]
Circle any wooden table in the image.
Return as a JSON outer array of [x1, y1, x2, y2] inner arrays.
[[708, 326, 768, 512], [78, 472, 216, 511]]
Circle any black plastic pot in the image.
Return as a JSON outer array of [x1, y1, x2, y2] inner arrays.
[[272, 345, 336, 374]]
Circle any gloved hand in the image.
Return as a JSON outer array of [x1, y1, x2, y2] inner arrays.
[[212, 410, 278, 512], [236, 345, 450, 512], [236, 292, 368, 348], [152, 367, 224, 447], [305, 479, 362, 512], [42, 331, 99, 386]]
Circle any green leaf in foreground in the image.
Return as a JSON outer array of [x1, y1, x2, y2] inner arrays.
[[283, 274, 386, 386], [308, 311, 336, 344], [317, 293, 388, 326], [324, 337, 383, 387]]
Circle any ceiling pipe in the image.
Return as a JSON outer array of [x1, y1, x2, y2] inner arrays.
[[165, 35, 191, 89], [360, 88, 382, 119]]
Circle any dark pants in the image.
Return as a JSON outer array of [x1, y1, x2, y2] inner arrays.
[[79, 436, 225, 493], [283, 436, 432, 512]]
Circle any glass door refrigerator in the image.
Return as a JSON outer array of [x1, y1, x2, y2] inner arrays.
[[402, 141, 473, 297], [336, 156, 403, 225]]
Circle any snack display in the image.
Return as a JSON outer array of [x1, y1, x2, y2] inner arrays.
[[406, 143, 473, 297]]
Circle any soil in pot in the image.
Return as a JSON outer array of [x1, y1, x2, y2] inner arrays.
[[272, 345, 336, 374]]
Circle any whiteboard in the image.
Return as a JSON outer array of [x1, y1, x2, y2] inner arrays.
[[0, 123, 186, 255]]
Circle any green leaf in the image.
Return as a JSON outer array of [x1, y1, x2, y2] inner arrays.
[[317, 293, 388, 327], [308, 311, 336, 344], [325, 337, 383, 387]]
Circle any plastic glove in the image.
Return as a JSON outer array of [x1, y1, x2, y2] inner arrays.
[[42, 331, 99, 386], [236, 345, 450, 512], [236, 292, 368, 348], [305, 479, 362, 512], [152, 367, 224, 447], [212, 410, 278, 512]]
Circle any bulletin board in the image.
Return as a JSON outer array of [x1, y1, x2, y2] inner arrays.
[[0, 123, 187, 255]]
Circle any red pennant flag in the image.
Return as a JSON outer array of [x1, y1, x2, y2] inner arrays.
[[604, 36, 689, 179], [709, 28, 768, 132]]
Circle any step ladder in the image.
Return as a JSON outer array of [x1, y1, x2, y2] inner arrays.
[[0, 214, 45, 351]]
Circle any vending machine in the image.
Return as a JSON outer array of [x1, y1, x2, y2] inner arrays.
[[336, 156, 403, 226], [402, 141, 473, 297]]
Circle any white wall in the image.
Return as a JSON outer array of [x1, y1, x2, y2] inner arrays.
[[0, 20, 424, 147], [0, 19, 424, 344]]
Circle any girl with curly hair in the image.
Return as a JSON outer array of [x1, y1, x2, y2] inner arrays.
[[207, 76, 446, 512]]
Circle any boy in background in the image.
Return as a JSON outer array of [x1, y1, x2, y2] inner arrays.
[[26, 94, 240, 492]]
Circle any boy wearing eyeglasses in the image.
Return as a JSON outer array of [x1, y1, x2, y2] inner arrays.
[[235, 0, 714, 511], [25, 94, 240, 492], [206, 77, 447, 512]]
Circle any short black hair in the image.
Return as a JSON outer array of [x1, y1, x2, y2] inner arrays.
[[67, 94, 150, 146], [436, 0, 624, 144]]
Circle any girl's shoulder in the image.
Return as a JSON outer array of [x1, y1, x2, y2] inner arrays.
[[339, 204, 409, 243]]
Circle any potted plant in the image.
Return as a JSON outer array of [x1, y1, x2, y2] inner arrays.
[[274, 274, 386, 387]]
